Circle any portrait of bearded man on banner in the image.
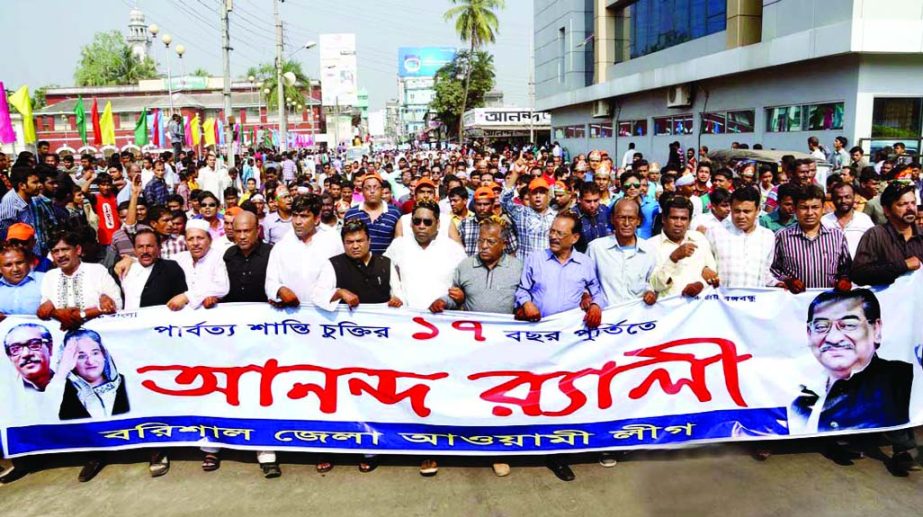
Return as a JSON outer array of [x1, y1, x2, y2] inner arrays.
[[789, 289, 913, 434]]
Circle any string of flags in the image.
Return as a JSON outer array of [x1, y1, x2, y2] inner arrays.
[[1, 84, 317, 149]]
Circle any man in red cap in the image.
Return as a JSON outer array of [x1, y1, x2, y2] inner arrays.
[[501, 165, 557, 260], [5, 223, 53, 272]]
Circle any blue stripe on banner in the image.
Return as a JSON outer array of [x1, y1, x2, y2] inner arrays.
[[6, 408, 787, 456]]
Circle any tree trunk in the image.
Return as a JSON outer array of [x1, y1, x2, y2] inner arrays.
[[458, 40, 475, 147]]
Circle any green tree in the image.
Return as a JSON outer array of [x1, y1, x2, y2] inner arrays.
[[74, 31, 159, 86], [191, 67, 210, 78], [443, 0, 504, 142], [31, 84, 59, 110], [245, 60, 312, 111], [429, 50, 495, 139]]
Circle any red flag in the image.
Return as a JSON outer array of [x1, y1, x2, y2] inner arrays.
[[91, 98, 102, 146], [152, 108, 160, 147]]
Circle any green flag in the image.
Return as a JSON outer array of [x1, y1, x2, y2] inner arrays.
[[134, 108, 148, 146], [74, 97, 87, 145]]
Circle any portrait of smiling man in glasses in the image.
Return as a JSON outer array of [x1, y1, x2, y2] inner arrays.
[[789, 289, 913, 434], [4, 323, 55, 392]]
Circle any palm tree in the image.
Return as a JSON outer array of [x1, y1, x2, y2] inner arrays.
[[444, 0, 504, 143], [245, 60, 313, 111], [191, 67, 210, 77]]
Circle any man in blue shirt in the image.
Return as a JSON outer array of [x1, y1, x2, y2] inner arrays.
[[573, 182, 611, 253], [513, 211, 606, 483], [0, 244, 44, 320]]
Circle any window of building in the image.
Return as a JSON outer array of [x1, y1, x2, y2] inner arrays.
[[590, 122, 613, 138], [653, 114, 693, 136], [766, 102, 844, 132], [119, 112, 136, 130], [617, 119, 647, 137], [565, 125, 586, 138], [629, 0, 727, 59], [805, 103, 844, 131], [244, 108, 261, 121], [872, 97, 922, 138], [554, 125, 586, 139], [701, 110, 755, 134]]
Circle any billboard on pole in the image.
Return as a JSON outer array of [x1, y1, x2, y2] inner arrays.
[[320, 33, 358, 107], [398, 47, 457, 78]]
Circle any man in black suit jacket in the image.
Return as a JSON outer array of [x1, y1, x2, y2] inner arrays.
[[120, 229, 187, 310]]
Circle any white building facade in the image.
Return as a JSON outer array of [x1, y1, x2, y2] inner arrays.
[[535, 0, 923, 164]]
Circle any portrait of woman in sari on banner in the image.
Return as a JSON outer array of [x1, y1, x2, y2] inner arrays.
[[57, 329, 130, 421]]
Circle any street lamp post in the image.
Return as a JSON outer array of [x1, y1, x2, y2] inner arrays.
[[276, 39, 317, 152]]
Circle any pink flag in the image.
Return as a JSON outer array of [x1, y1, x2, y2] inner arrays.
[[0, 82, 16, 144], [184, 116, 193, 147], [152, 109, 160, 147]]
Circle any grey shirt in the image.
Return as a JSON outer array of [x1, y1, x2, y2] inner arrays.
[[444, 253, 523, 314]]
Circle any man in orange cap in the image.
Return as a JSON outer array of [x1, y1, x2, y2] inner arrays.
[[450, 186, 519, 256], [501, 167, 557, 260], [5, 223, 53, 273], [394, 178, 456, 241]]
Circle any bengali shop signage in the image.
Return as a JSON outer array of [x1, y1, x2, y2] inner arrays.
[[3, 273, 923, 458]]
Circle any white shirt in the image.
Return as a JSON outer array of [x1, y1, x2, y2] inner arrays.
[[384, 235, 467, 310], [121, 261, 154, 311], [41, 262, 123, 310], [706, 224, 777, 288], [691, 212, 731, 235], [649, 231, 717, 297], [821, 211, 874, 258], [264, 229, 343, 310], [621, 148, 636, 169], [197, 166, 229, 201], [173, 247, 230, 309], [689, 194, 704, 221], [140, 167, 155, 189], [399, 213, 451, 239]]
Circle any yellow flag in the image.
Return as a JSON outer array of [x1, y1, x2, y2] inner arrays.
[[99, 101, 116, 145], [7, 85, 36, 144], [203, 117, 216, 146], [191, 115, 201, 146]]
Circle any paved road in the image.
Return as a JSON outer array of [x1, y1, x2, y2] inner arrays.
[[2, 437, 922, 517]]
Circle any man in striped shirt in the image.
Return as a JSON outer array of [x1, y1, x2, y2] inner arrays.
[[500, 169, 557, 261], [344, 173, 401, 255], [771, 185, 852, 291]]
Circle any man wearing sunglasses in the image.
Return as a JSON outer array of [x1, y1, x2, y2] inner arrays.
[[384, 200, 466, 476]]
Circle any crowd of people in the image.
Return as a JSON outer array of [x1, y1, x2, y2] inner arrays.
[[0, 134, 921, 483]]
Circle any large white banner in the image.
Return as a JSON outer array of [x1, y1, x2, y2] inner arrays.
[[320, 33, 358, 107], [2, 273, 922, 457]]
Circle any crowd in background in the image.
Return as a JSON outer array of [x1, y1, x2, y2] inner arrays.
[[0, 133, 921, 483]]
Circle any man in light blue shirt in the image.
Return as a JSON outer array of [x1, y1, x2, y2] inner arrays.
[[515, 212, 606, 323], [513, 210, 604, 482], [0, 245, 44, 318], [587, 198, 658, 306]]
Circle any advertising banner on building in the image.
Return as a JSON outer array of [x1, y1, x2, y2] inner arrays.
[[320, 33, 358, 107], [3, 275, 923, 457], [464, 108, 552, 129], [398, 47, 457, 78]]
